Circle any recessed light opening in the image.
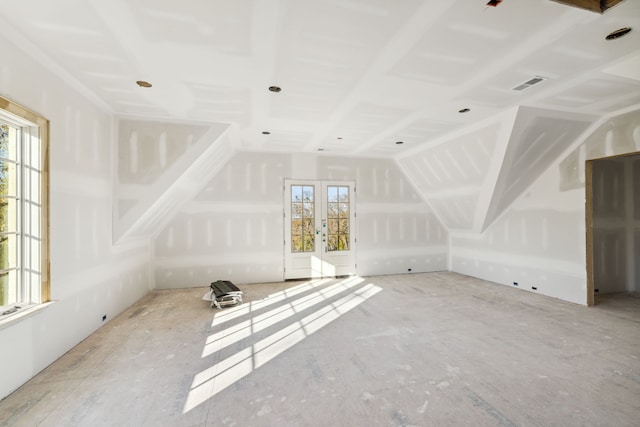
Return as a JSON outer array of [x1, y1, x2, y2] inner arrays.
[[268, 86, 282, 93], [136, 80, 152, 88], [606, 27, 632, 40], [458, 108, 470, 113], [317, 148, 325, 151], [395, 141, 404, 145]]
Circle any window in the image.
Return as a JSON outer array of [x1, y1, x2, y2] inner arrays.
[[0, 96, 49, 317], [290, 185, 315, 253], [326, 185, 350, 251]]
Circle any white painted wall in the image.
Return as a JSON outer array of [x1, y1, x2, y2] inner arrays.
[[0, 34, 152, 399], [154, 152, 448, 288], [450, 109, 640, 305]]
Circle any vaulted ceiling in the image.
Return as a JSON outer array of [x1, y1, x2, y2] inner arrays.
[[1, 0, 639, 235]]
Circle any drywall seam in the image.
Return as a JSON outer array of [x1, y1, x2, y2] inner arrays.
[[305, 0, 457, 152], [115, 124, 233, 242], [55, 171, 110, 196], [393, 156, 449, 238], [395, 109, 514, 161], [110, 114, 119, 243], [475, 107, 519, 233], [482, 107, 598, 232], [394, 108, 518, 234], [51, 251, 150, 300], [452, 247, 585, 277], [0, 15, 112, 114], [181, 201, 282, 215], [480, 105, 640, 234]]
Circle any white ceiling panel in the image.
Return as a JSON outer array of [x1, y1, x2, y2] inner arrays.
[[538, 76, 640, 113], [394, 118, 460, 145], [130, 0, 252, 54], [1, 0, 637, 156]]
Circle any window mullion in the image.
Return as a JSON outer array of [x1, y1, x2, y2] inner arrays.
[[0, 96, 48, 314]]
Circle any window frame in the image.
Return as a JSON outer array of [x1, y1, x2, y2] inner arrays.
[[0, 96, 50, 315]]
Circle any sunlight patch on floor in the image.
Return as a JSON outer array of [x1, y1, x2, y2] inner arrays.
[[202, 276, 365, 357], [184, 278, 381, 413], [210, 278, 334, 328]]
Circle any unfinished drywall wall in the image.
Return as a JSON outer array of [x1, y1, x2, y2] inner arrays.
[[116, 120, 209, 218], [154, 152, 447, 288], [451, 108, 640, 305], [592, 155, 640, 294], [397, 115, 509, 232], [397, 107, 596, 235], [114, 119, 233, 242], [154, 151, 288, 287], [316, 156, 448, 276], [483, 107, 595, 230], [0, 33, 152, 399]]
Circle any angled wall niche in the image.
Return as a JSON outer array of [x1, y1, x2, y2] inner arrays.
[[483, 107, 596, 231], [114, 120, 234, 243]]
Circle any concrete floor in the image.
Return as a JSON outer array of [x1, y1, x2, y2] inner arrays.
[[1, 272, 639, 427]]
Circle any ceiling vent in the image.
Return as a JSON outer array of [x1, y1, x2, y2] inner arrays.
[[512, 76, 547, 91]]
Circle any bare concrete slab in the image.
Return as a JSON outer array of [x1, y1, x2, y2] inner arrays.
[[1, 272, 639, 427]]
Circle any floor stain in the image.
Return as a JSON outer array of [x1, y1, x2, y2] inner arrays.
[[129, 307, 147, 318], [468, 390, 517, 427], [0, 391, 49, 427]]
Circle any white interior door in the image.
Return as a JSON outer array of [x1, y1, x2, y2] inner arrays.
[[284, 180, 356, 279]]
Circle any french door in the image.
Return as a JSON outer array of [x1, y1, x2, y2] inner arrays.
[[284, 180, 356, 279]]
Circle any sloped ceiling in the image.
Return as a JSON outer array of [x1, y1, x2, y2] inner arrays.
[[115, 121, 233, 242], [398, 106, 603, 232], [398, 110, 513, 230], [483, 107, 596, 229], [397, 108, 518, 231], [0, 0, 639, 238]]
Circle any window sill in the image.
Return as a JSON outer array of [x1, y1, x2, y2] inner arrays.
[[0, 302, 56, 331]]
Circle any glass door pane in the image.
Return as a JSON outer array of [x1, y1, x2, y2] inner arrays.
[[290, 185, 315, 253], [326, 185, 349, 251]]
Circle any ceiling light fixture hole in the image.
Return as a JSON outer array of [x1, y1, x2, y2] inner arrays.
[[136, 80, 152, 88], [458, 108, 471, 113], [606, 27, 632, 40], [395, 141, 404, 145], [262, 131, 271, 135], [268, 86, 282, 93]]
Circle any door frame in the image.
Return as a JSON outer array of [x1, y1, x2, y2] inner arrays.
[[585, 151, 640, 306], [585, 159, 594, 306], [283, 179, 357, 280]]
